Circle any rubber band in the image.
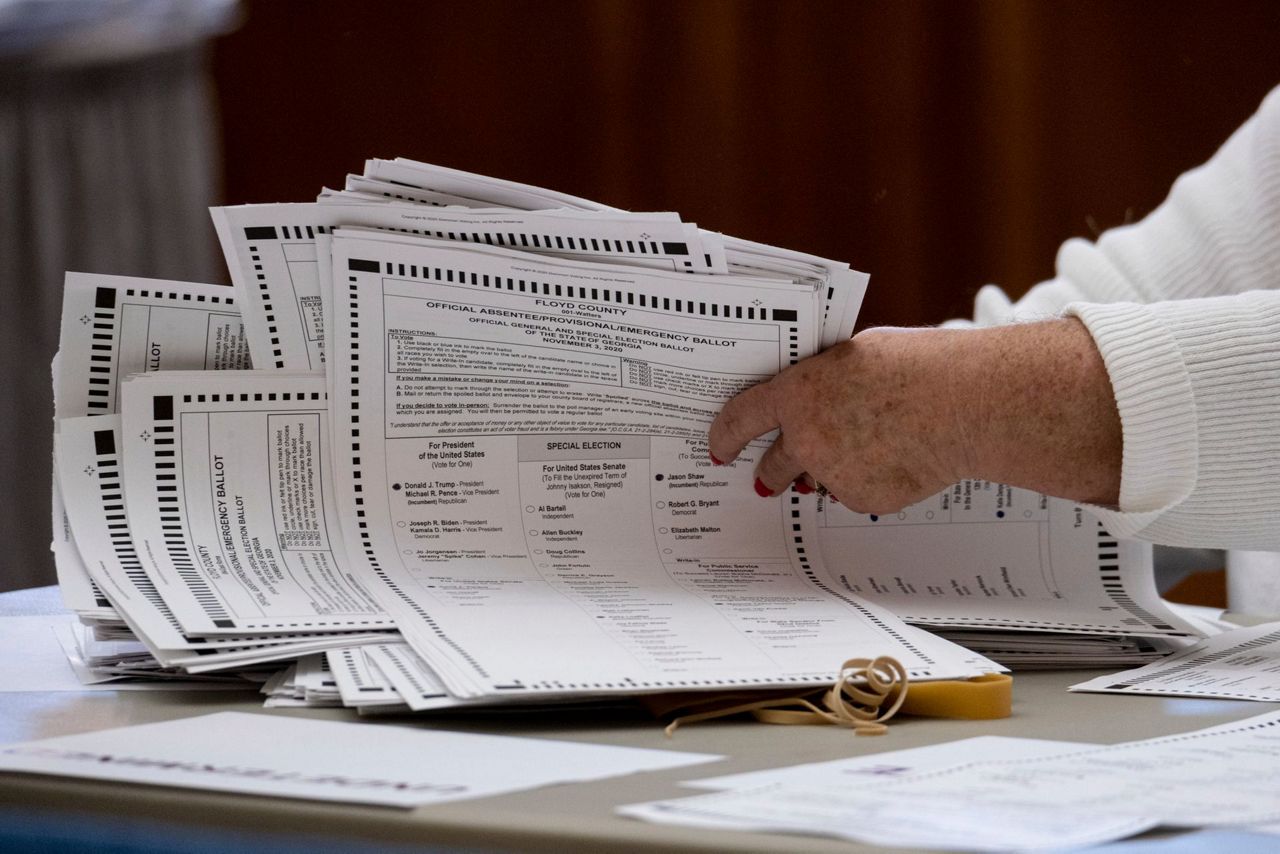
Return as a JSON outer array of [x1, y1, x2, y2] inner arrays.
[[663, 656, 909, 737]]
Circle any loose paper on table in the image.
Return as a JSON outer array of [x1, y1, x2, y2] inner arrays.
[[0, 711, 720, 808], [622, 710, 1280, 850], [1071, 621, 1280, 701]]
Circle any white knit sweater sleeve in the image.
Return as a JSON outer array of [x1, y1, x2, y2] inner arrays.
[[961, 85, 1280, 549]]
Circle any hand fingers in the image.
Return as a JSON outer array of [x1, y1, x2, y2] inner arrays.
[[709, 380, 780, 464], [753, 433, 806, 497]]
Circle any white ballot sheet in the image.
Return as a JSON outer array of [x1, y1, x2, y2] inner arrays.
[[345, 167, 1179, 651], [0, 711, 721, 808], [56, 273, 249, 419], [211, 202, 724, 372], [861, 711, 1280, 827], [326, 646, 405, 708], [814, 490, 1202, 638], [338, 174, 495, 208], [0, 616, 245, 693], [623, 711, 1280, 850], [53, 622, 255, 691], [620, 783, 1155, 852], [369, 157, 615, 214], [926, 628, 1186, 669], [57, 414, 396, 666], [362, 643, 465, 711], [291, 654, 337, 699], [120, 372, 395, 636], [363, 158, 863, 348], [719, 232, 864, 346], [1070, 621, 1280, 701], [53, 273, 251, 616], [326, 231, 989, 700], [683, 735, 1092, 791]]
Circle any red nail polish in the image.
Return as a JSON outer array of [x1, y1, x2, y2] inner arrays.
[[754, 478, 774, 498], [794, 480, 813, 494], [709, 453, 724, 465], [829, 495, 840, 504]]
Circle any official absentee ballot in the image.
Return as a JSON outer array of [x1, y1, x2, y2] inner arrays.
[[49, 158, 1204, 710]]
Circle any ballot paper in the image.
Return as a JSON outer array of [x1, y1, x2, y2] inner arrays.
[[51, 273, 250, 618], [59, 410, 394, 669], [813, 491, 1201, 639], [0, 711, 720, 808], [351, 159, 866, 348], [0, 615, 247, 693], [367, 157, 613, 213], [929, 628, 1188, 670], [54, 273, 249, 417], [55, 414, 397, 669], [1070, 621, 1280, 701], [118, 371, 395, 637], [682, 735, 1092, 791], [329, 162, 1196, 663], [334, 173, 488, 208], [326, 645, 406, 709], [211, 202, 727, 372], [309, 217, 1188, 704], [361, 643, 463, 711], [717, 231, 864, 349], [260, 655, 343, 707], [54, 622, 255, 689], [620, 711, 1280, 850], [50, 157, 1210, 710], [323, 228, 993, 701], [621, 783, 1156, 851]]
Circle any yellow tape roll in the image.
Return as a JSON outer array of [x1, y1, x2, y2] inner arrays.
[[900, 673, 1012, 720]]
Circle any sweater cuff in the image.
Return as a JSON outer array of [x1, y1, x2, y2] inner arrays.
[[1063, 301, 1198, 537]]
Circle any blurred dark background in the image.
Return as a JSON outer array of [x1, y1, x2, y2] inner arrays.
[[5, 0, 1280, 591]]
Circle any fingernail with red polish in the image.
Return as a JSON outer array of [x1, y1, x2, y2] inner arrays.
[[754, 478, 774, 498], [709, 453, 724, 465], [794, 480, 813, 494]]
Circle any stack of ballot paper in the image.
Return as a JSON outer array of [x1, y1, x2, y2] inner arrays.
[[620, 712, 1280, 850], [48, 159, 1208, 709]]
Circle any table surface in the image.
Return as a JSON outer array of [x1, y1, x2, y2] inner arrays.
[[1, 586, 1273, 853]]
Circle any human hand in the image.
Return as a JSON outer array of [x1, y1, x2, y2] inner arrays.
[[708, 327, 971, 513], [708, 319, 1121, 512]]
